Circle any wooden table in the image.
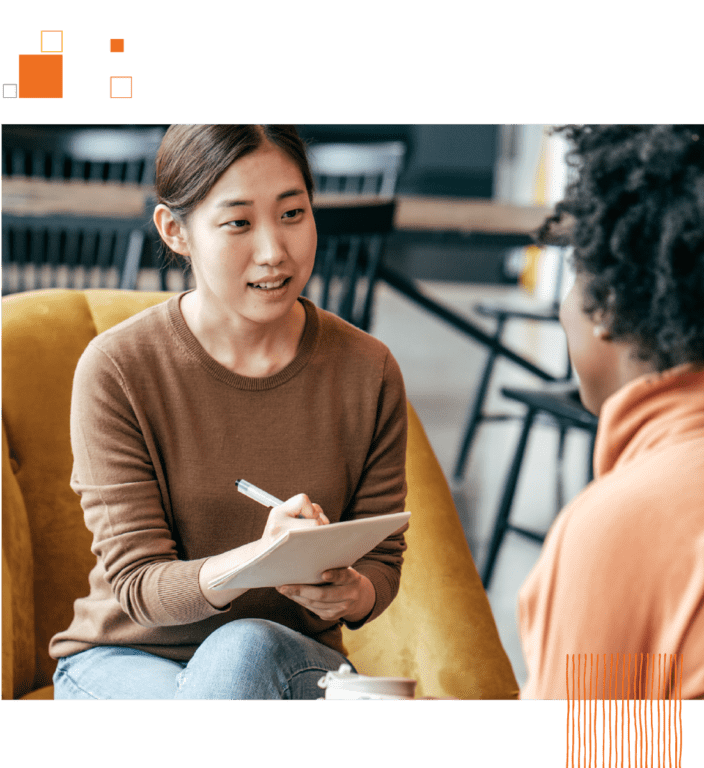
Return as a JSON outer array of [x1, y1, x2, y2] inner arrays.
[[2, 177, 558, 379], [2, 177, 151, 218], [3, 178, 552, 236]]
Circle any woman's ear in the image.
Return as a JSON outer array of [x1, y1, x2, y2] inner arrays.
[[153, 204, 190, 258]]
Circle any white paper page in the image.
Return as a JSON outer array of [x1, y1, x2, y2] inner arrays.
[[208, 511, 410, 590]]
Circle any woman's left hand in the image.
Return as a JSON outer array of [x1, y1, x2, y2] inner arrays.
[[276, 568, 376, 623]]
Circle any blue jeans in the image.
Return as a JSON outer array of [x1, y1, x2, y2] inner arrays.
[[53, 619, 353, 699]]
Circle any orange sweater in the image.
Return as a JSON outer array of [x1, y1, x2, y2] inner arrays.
[[50, 295, 407, 662], [519, 366, 704, 699]]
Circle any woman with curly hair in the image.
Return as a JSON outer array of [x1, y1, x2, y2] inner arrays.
[[519, 125, 704, 699]]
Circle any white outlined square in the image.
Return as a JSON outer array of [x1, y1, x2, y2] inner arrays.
[[39, 29, 64, 53], [108, 75, 133, 99], [110, 76, 132, 98], [41, 30, 63, 53], [3, 84, 18, 98]]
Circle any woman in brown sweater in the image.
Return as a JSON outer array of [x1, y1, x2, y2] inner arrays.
[[50, 126, 409, 699]]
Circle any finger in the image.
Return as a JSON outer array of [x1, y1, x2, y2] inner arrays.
[[321, 567, 356, 584], [272, 493, 311, 518], [274, 494, 328, 524], [263, 504, 316, 541], [311, 503, 329, 525], [278, 583, 349, 603]]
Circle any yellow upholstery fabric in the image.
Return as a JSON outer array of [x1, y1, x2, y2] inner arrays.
[[2, 289, 518, 700]]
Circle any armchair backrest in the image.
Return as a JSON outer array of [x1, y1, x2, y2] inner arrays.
[[2, 289, 518, 700]]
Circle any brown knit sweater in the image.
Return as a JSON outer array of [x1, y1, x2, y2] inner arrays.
[[50, 295, 408, 661]]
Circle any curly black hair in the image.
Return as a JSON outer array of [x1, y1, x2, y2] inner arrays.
[[538, 125, 704, 371]]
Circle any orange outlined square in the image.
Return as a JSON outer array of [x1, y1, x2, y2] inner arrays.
[[39, 29, 64, 53], [41, 30, 63, 53], [108, 75, 132, 99], [110, 39, 124, 52], [19, 55, 63, 98]]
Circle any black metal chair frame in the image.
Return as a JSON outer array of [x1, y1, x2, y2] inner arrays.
[[480, 382, 598, 590], [2, 214, 147, 294], [307, 141, 407, 197], [376, 261, 561, 382], [451, 300, 572, 478], [2, 126, 164, 185], [306, 200, 396, 331], [452, 249, 574, 481], [3, 126, 165, 294]]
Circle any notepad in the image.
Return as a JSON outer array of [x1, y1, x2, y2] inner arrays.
[[208, 511, 411, 590]]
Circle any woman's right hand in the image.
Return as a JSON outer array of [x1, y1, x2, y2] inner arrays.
[[199, 493, 328, 609], [262, 493, 329, 543]]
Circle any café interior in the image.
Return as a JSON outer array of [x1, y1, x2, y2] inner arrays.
[[2, 123, 594, 699]]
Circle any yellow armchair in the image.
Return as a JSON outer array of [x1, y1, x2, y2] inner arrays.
[[2, 289, 518, 700]]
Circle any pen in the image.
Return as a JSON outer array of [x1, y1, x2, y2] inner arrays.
[[236, 479, 284, 508]]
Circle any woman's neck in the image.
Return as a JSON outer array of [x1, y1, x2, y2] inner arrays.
[[179, 291, 307, 378]]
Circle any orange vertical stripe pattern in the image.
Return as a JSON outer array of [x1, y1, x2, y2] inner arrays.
[[566, 654, 683, 767]]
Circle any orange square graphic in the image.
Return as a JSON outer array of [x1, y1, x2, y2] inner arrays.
[[110, 38, 124, 52], [19, 55, 63, 98], [39, 29, 64, 53]]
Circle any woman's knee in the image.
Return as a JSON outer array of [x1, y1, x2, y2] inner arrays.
[[178, 620, 349, 699], [200, 619, 296, 656]]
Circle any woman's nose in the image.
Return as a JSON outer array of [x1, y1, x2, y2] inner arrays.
[[253, 227, 286, 266]]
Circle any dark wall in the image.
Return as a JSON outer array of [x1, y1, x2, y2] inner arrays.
[[298, 124, 498, 198]]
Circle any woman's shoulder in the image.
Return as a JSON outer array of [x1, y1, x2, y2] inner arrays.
[[78, 295, 178, 378], [307, 299, 394, 365], [88, 295, 176, 353], [550, 437, 704, 571]]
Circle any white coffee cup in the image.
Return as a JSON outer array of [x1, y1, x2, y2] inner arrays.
[[318, 664, 416, 700]]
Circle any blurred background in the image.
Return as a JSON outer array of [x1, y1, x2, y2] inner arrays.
[[2, 123, 593, 687]]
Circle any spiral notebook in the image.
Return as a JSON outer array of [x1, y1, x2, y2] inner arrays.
[[208, 511, 411, 590]]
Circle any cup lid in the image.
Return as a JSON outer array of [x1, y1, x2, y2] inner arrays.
[[318, 664, 416, 693]]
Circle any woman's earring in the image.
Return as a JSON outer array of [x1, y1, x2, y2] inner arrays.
[[593, 325, 610, 340]]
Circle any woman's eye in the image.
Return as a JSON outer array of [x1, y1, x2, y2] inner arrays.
[[227, 219, 249, 229], [282, 208, 303, 220]]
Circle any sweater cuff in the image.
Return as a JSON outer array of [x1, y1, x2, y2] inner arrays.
[[343, 561, 397, 629], [155, 558, 231, 624]]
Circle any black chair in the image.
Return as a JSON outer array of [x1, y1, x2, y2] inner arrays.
[[306, 200, 396, 331], [300, 141, 407, 331], [2, 126, 164, 184], [307, 141, 407, 196], [2, 214, 148, 294], [2, 126, 165, 294], [480, 382, 598, 590], [453, 249, 572, 481]]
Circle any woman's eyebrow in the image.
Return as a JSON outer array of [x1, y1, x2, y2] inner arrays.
[[216, 189, 306, 209]]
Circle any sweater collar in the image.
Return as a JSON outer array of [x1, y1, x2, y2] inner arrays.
[[593, 364, 704, 477], [166, 294, 320, 391]]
